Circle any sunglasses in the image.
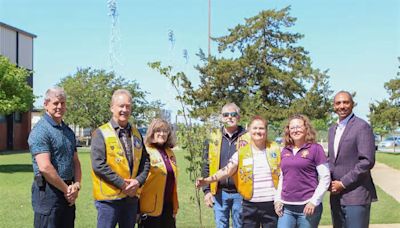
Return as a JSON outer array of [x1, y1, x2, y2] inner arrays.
[[222, 112, 239, 118]]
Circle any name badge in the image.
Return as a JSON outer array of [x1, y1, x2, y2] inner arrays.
[[243, 158, 252, 166]]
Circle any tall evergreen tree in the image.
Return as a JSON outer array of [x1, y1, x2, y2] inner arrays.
[[186, 7, 332, 122]]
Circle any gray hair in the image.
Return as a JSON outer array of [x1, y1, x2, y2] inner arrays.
[[44, 87, 66, 102], [111, 89, 132, 106], [221, 102, 240, 115]]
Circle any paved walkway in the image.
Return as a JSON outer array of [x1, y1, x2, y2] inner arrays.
[[320, 225, 400, 228], [320, 161, 400, 227], [371, 162, 400, 202]]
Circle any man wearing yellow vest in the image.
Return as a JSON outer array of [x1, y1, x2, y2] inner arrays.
[[197, 116, 281, 227], [91, 89, 150, 228], [201, 102, 247, 228]]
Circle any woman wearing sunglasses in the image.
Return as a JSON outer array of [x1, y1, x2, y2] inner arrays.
[[197, 115, 281, 228], [274, 114, 330, 228]]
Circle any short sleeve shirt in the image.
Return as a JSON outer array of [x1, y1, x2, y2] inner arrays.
[[280, 143, 327, 202], [28, 113, 76, 180]]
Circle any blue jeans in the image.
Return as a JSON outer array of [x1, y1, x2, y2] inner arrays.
[[330, 197, 371, 228], [213, 191, 243, 228], [277, 204, 322, 228], [95, 197, 138, 228]]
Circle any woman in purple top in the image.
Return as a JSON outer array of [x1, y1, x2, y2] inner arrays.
[[139, 118, 179, 228], [274, 114, 330, 228]]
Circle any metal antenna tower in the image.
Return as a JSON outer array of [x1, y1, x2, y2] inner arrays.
[[107, 0, 122, 73]]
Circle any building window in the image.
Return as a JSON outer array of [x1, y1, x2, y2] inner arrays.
[[14, 112, 22, 123]]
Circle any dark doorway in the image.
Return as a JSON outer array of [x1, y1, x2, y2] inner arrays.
[[6, 114, 13, 150]]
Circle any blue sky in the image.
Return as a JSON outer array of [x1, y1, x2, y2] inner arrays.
[[1, 0, 399, 122]]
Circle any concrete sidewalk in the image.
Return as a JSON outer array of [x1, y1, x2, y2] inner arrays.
[[371, 162, 400, 202], [320, 161, 400, 227], [320, 225, 400, 228]]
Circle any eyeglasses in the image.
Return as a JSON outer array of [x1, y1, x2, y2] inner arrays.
[[289, 125, 304, 132], [222, 112, 239, 118], [155, 128, 170, 134]]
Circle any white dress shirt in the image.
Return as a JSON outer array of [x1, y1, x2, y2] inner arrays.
[[334, 113, 353, 158]]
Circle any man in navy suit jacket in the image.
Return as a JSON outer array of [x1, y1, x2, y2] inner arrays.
[[328, 91, 377, 228]]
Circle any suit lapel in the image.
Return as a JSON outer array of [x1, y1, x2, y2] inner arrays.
[[328, 125, 337, 159], [335, 115, 355, 162]]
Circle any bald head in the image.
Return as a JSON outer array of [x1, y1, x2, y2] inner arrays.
[[333, 91, 354, 121]]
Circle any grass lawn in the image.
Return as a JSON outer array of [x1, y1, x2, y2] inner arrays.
[[1, 148, 399, 227], [376, 151, 400, 170]]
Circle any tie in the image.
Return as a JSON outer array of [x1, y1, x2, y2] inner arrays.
[[120, 128, 133, 168]]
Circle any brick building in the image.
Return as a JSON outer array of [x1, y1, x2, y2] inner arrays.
[[0, 22, 36, 151]]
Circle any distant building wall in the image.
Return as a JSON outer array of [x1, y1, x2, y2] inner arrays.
[[0, 117, 7, 150], [12, 112, 31, 150], [0, 22, 36, 151]]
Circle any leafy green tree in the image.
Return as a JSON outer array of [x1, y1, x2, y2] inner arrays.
[[311, 118, 330, 142], [137, 100, 166, 126], [0, 56, 35, 114], [384, 71, 400, 105], [269, 120, 285, 139], [183, 7, 332, 122], [58, 67, 148, 130], [290, 70, 333, 119], [369, 58, 400, 151]]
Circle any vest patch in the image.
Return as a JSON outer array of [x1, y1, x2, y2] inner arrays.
[[301, 149, 309, 158], [238, 139, 248, 148], [239, 167, 252, 183], [133, 136, 142, 149]]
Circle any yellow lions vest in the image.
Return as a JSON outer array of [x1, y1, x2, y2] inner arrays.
[[237, 141, 281, 200], [139, 146, 179, 217], [208, 130, 250, 195], [91, 123, 143, 201]]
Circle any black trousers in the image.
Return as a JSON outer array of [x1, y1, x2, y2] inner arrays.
[[32, 181, 75, 228], [242, 200, 278, 228], [139, 202, 176, 228]]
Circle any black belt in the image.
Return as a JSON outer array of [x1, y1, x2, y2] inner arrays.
[[284, 204, 306, 213], [34, 175, 74, 187], [219, 188, 238, 194], [64, 180, 74, 185]]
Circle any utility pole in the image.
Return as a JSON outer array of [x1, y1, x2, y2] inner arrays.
[[208, 0, 211, 57]]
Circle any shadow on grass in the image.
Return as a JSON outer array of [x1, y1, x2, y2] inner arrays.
[[0, 150, 29, 155], [0, 164, 33, 173]]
